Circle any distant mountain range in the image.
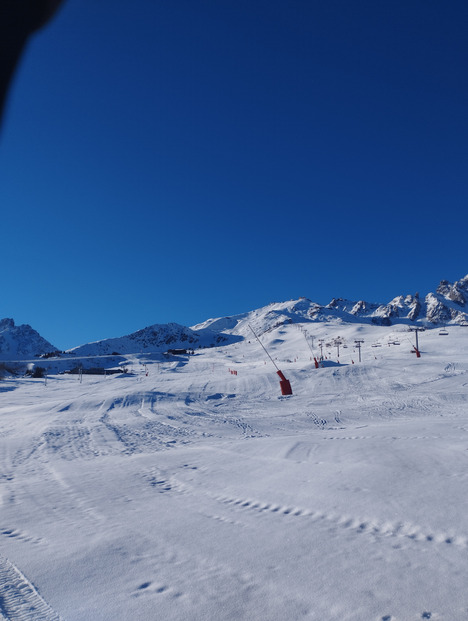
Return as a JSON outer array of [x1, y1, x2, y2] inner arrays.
[[193, 274, 468, 335], [1, 274, 467, 362]]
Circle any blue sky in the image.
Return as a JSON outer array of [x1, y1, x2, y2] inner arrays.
[[1, 0, 467, 350]]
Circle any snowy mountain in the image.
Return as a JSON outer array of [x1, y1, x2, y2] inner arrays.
[[0, 318, 57, 361], [193, 274, 468, 336], [67, 322, 240, 357], [325, 274, 468, 325], [325, 274, 468, 326], [1, 275, 467, 366]]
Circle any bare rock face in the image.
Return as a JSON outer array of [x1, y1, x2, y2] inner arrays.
[[437, 280, 466, 306], [425, 293, 454, 323], [406, 294, 421, 321]]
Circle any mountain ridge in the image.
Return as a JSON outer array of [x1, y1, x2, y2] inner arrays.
[[1, 274, 467, 361], [193, 274, 468, 336]]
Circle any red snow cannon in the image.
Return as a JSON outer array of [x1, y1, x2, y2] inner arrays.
[[277, 370, 293, 396]]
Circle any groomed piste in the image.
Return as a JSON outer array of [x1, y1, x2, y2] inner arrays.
[[0, 319, 468, 620]]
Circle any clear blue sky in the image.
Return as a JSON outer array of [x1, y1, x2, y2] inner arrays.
[[1, 0, 467, 350]]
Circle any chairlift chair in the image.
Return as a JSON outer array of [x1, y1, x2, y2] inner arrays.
[[439, 328, 449, 336]]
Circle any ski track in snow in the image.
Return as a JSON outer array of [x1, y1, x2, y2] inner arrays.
[[0, 555, 61, 621], [214, 492, 468, 550], [142, 457, 468, 553]]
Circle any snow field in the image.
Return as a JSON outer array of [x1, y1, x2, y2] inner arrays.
[[0, 323, 468, 619]]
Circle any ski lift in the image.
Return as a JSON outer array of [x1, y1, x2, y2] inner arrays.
[[439, 328, 449, 336]]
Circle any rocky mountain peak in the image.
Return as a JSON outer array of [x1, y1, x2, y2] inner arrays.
[[436, 279, 466, 306], [0, 318, 57, 361], [0, 318, 15, 330]]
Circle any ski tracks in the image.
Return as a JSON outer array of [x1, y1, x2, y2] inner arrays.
[[0, 555, 61, 621], [211, 491, 468, 553], [142, 462, 468, 554], [150, 467, 459, 620]]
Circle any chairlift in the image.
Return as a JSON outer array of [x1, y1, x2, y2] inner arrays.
[[439, 328, 449, 336]]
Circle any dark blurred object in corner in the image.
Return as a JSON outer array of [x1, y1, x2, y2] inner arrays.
[[0, 0, 64, 127]]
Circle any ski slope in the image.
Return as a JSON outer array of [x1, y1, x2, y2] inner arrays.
[[1, 322, 468, 620]]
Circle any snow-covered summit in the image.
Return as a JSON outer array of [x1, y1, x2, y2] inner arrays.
[[0, 318, 57, 361], [192, 275, 468, 336], [192, 298, 318, 337], [67, 322, 239, 357], [321, 275, 468, 326]]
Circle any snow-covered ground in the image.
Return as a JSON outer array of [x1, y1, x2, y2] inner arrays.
[[1, 322, 468, 620]]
